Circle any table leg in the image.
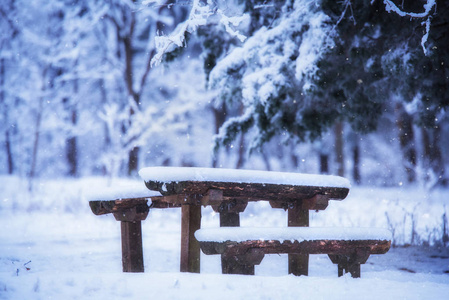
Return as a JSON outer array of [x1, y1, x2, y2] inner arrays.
[[113, 204, 149, 273], [220, 211, 242, 274], [215, 202, 248, 274], [120, 221, 145, 272], [180, 204, 201, 273], [288, 203, 309, 276]]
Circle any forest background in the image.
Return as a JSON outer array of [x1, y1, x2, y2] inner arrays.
[[1, 0, 448, 190]]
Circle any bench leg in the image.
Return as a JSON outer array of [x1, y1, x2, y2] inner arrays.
[[113, 205, 149, 273], [221, 256, 255, 275], [220, 211, 240, 227], [328, 250, 370, 278], [288, 203, 309, 276], [288, 254, 309, 276], [222, 248, 265, 275], [214, 201, 248, 274], [121, 221, 145, 272], [334, 257, 360, 278], [180, 204, 201, 273]]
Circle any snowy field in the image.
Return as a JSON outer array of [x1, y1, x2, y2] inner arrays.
[[1, 175, 449, 299]]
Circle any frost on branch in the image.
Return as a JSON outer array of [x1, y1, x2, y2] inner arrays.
[[150, 0, 247, 66]]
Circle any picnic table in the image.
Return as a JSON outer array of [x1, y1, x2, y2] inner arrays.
[[89, 167, 351, 275]]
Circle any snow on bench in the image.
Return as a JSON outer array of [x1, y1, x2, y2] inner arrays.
[[88, 182, 160, 217], [195, 227, 392, 243], [87, 182, 160, 202], [195, 227, 392, 277], [139, 167, 351, 188]]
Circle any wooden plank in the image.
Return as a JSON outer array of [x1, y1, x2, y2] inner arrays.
[[120, 221, 145, 272], [197, 239, 389, 277], [180, 204, 201, 273], [89, 198, 149, 215], [144, 180, 349, 203], [199, 239, 391, 256], [288, 202, 309, 276]]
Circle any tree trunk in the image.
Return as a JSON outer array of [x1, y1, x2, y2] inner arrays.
[[29, 97, 43, 183], [334, 121, 345, 177], [236, 133, 246, 169], [0, 58, 14, 174], [422, 127, 447, 187], [5, 129, 14, 174], [66, 108, 78, 176], [320, 154, 329, 174], [65, 77, 78, 177], [352, 143, 361, 184], [124, 22, 140, 175], [212, 105, 227, 168], [128, 146, 139, 175], [395, 103, 417, 183]]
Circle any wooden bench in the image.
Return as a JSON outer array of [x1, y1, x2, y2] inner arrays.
[[89, 167, 352, 274], [195, 227, 392, 278]]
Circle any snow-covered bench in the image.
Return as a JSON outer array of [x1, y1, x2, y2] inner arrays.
[[139, 166, 351, 275], [89, 167, 352, 274], [195, 227, 392, 277]]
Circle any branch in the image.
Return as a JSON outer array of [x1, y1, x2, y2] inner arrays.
[[380, 0, 437, 55], [150, 0, 247, 66], [336, 0, 356, 27], [151, 0, 211, 66], [382, 0, 436, 18]]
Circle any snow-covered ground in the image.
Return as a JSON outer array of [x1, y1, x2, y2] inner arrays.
[[1, 176, 449, 299]]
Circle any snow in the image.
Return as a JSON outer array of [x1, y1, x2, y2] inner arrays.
[[195, 227, 392, 243], [1, 176, 449, 299], [138, 167, 351, 188], [86, 182, 160, 201]]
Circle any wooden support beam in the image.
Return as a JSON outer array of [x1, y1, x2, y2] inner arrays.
[[180, 204, 201, 273], [120, 221, 145, 272], [328, 249, 371, 278], [111, 205, 149, 273], [221, 248, 265, 275], [288, 201, 309, 276], [213, 199, 248, 274]]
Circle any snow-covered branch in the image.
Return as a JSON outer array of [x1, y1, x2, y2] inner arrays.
[[150, 0, 247, 66], [381, 0, 436, 55], [382, 0, 435, 18]]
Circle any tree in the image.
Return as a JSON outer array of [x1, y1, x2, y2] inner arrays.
[[208, 0, 336, 149], [0, 1, 19, 175], [193, 0, 448, 185], [318, 0, 448, 185]]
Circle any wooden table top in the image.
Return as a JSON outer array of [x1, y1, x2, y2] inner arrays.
[[140, 167, 350, 210]]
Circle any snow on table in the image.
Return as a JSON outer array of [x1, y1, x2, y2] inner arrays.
[[195, 227, 392, 243], [87, 181, 161, 201], [138, 167, 351, 188]]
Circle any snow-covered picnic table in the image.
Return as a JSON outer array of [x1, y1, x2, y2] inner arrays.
[[89, 167, 353, 275]]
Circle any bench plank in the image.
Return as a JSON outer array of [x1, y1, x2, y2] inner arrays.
[[145, 180, 349, 206], [195, 227, 391, 278]]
